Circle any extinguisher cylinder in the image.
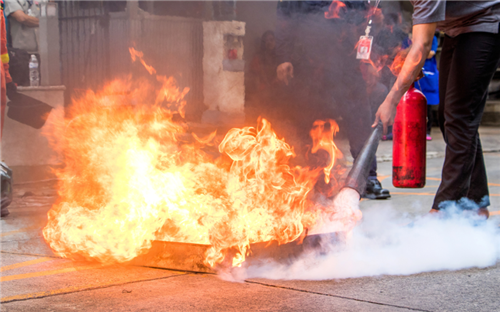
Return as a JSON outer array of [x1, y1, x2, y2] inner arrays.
[[392, 84, 427, 188]]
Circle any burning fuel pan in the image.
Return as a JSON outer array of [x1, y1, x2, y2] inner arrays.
[[128, 241, 213, 273], [128, 232, 346, 273]]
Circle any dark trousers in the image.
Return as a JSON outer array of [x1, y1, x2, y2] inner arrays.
[[338, 97, 377, 179], [433, 29, 500, 210], [427, 105, 434, 135]]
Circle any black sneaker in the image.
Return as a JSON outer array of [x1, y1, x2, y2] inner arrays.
[[1, 208, 9, 218], [1, 162, 13, 217], [363, 179, 391, 200]]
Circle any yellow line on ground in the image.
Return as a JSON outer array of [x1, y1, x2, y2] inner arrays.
[[0, 257, 55, 273], [377, 175, 390, 182], [1, 264, 104, 282], [391, 192, 500, 197], [426, 177, 441, 181], [391, 192, 436, 196], [424, 177, 499, 187], [490, 211, 500, 216], [382, 177, 498, 186], [1, 272, 187, 303], [0, 225, 40, 237]]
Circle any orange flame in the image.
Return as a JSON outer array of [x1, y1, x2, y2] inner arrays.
[[324, 1, 346, 19], [42, 95, 318, 266], [389, 48, 409, 77], [42, 49, 360, 268], [390, 47, 425, 83], [309, 120, 341, 184], [129, 47, 157, 75]]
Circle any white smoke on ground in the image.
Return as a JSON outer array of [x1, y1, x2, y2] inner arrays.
[[229, 193, 500, 281]]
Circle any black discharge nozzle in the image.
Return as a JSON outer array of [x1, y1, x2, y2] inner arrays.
[[343, 122, 383, 196]]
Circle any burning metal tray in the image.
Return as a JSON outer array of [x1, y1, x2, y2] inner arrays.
[[129, 232, 345, 273]]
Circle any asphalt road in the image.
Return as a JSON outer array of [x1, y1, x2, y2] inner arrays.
[[1, 138, 499, 311]]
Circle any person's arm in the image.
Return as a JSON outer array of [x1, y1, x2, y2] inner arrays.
[[275, 1, 297, 85], [372, 23, 437, 133], [10, 10, 39, 27], [427, 35, 438, 59]]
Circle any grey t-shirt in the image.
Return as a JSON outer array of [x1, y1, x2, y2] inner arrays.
[[412, 1, 500, 37], [4, 0, 38, 52]]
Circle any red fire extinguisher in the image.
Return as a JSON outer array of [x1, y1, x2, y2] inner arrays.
[[392, 83, 427, 188]]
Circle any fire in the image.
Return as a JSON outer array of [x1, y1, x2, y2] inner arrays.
[[129, 47, 157, 76], [324, 1, 346, 19], [309, 120, 341, 184], [42, 49, 359, 268], [389, 48, 409, 76]]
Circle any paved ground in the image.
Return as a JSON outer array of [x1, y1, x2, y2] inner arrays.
[[1, 126, 499, 312]]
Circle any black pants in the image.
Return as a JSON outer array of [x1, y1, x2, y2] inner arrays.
[[427, 105, 433, 135], [433, 29, 500, 210]]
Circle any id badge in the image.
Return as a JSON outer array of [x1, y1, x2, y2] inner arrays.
[[356, 36, 373, 60]]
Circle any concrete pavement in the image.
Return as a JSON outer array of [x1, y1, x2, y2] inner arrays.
[[1, 126, 499, 311]]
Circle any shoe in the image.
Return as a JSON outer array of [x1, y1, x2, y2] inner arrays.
[[363, 179, 391, 200], [429, 208, 489, 220], [426, 134, 432, 141], [1, 208, 9, 218]]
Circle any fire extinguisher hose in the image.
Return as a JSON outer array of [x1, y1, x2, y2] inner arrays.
[[343, 122, 383, 197]]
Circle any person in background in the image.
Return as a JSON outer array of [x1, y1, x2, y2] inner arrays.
[[4, 0, 38, 51], [1, 0, 14, 218], [373, 1, 500, 219], [1, 0, 9, 135], [375, 13, 412, 141], [360, 62, 388, 133], [4, 0, 39, 86], [275, 1, 390, 200], [415, 32, 440, 141], [246, 30, 278, 122]]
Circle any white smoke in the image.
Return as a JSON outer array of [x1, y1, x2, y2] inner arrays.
[[229, 196, 500, 281]]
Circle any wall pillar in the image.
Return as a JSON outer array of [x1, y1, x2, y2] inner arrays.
[[39, 1, 61, 86], [202, 21, 246, 127]]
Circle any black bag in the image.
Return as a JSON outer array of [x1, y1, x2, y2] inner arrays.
[[7, 47, 31, 86], [6, 84, 53, 129], [1, 162, 13, 211]]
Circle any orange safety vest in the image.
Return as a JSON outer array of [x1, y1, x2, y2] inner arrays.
[[1, 0, 12, 137], [1, 0, 11, 83]]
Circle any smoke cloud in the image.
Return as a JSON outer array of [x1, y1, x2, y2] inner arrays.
[[228, 199, 500, 281]]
